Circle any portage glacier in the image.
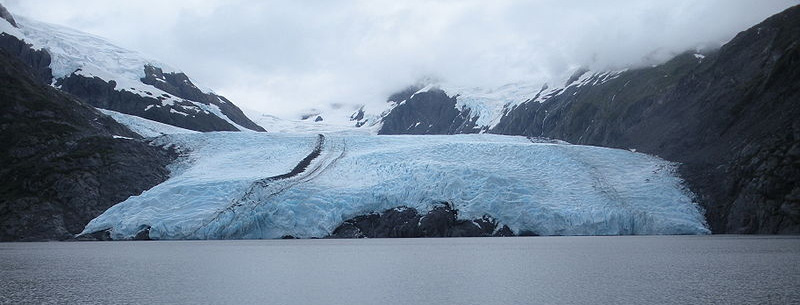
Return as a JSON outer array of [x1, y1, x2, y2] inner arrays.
[[81, 133, 710, 239]]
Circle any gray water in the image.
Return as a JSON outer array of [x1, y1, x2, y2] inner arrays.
[[1, 236, 798, 305]]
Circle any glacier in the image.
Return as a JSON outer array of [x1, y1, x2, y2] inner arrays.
[[81, 132, 709, 239]]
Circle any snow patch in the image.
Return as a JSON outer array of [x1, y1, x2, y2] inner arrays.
[[170, 108, 190, 116], [191, 102, 249, 132], [445, 82, 541, 129], [408, 84, 434, 100], [98, 108, 198, 137]]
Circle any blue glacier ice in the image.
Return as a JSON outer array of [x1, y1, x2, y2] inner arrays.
[[81, 132, 710, 239]]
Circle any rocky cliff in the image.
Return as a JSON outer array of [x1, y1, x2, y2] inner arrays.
[[0, 10, 51, 85], [54, 64, 266, 133], [379, 87, 479, 134], [0, 49, 175, 241]]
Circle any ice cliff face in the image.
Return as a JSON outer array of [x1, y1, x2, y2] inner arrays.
[[81, 132, 709, 239]]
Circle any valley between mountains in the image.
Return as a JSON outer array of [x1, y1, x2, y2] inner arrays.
[[1, 4, 798, 241]]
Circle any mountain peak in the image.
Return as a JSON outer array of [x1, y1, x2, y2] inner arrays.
[[0, 4, 17, 28], [0, 12, 265, 133]]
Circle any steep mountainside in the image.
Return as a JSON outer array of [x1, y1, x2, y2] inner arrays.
[[0, 49, 175, 241], [493, 6, 800, 233], [379, 5, 800, 233], [0, 7, 264, 133]]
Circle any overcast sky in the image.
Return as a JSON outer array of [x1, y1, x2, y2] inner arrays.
[[3, 0, 797, 119]]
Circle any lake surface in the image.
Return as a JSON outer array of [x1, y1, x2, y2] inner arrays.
[[1, 236, 798, 304]]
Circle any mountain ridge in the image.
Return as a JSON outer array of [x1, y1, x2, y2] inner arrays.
[[0, 8, 264, 133], [377, 5, 800, 233]]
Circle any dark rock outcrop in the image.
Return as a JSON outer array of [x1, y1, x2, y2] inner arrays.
[[0, 33, 52, 85], [133, 226, 152, 240], [350, 106, 368, 127], [56, 72, 261, 133], [0, 49, 175, 241], [140, 65, 265, 132], [0, 3, 16, 27], [491, 6, 800, 233], [379, 87, 479, 134], [350, 107, 365, 121], [329, 203, 514, 238]]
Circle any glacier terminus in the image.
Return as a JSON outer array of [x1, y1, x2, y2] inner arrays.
[[81, 132, 710, 239]]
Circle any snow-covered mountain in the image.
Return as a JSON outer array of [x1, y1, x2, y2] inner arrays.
[[81, 132, 709, 239], [0, 10, 264, 133], [374, 69, 626, 135], [367, 5, 800, 234], [279, 67, 625, 135]]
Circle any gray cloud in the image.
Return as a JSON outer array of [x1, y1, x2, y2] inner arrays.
[[3, 0, 797, 119]]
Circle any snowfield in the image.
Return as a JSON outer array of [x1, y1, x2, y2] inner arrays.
[[14, 16, 187, 95], [81, 133, 710, 239], [97, 109, 198, 137]]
